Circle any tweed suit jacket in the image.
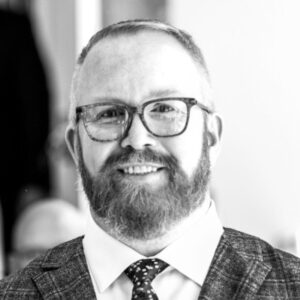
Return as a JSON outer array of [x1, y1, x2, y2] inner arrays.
[[1, 228, 300, 299]]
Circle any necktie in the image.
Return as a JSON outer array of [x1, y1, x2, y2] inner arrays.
[[125, 258, 169, 300]]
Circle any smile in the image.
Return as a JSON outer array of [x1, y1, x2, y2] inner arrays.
[[118, 164, 163, 175]]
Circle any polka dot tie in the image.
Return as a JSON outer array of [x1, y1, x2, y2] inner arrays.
[[124, 258, 169, 300]]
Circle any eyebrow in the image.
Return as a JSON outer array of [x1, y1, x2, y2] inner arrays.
[[89, 89, 183, 104], [144, 89, 182, 99], [88, 96, 124, 104]]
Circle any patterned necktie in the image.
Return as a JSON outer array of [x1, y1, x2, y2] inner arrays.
[[125, 258, 169, 300]]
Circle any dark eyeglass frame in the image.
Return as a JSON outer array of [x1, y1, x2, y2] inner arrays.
[[76, 97, 213, 142]]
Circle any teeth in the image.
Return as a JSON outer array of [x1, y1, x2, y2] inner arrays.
[[122, 166, 159, 174]]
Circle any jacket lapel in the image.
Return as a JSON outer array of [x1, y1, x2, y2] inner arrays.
[[31, 237, 97, 299], [199, 231, 271, 300]]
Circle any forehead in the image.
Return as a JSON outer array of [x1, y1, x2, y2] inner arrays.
[[76, 31, 207, 106]]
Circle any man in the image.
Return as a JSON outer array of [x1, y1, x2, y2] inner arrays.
[[1, 19, 300, 300]]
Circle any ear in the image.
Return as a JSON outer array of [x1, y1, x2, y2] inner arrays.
[[206, 113, 223, 167], [65, 124, 79, 167]]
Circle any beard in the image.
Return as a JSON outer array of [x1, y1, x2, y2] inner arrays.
[[77, 127, 211, 240]]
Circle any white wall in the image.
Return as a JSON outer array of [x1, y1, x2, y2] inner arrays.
[[75, 0, 102, 55], [167, 0, 300, 252]]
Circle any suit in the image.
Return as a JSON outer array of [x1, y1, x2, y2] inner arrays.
[[1, 228, 300, 299]]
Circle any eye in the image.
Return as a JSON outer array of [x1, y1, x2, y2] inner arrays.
[[96, 108, 122, 119], [95, 108, 118, 120], [86, 106, 127, 126], [151, 103, 175, 113]]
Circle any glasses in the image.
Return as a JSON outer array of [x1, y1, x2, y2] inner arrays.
[[76, 97, 212, 142]]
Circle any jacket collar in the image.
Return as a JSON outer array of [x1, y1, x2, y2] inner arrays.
[[31, 237, 97, 299], [199, 229, 271, 300]]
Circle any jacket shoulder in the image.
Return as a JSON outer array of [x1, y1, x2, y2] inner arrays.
[[0, 236, 84, 299], [224, 228, 300, 279]]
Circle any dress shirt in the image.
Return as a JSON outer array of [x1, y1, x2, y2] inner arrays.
[[83, 197, 223, 299]]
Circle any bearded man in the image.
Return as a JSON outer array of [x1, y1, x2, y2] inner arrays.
[[1, 19, 300, 300]]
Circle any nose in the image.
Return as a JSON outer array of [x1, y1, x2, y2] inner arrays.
[[120, 114, 157, 150]]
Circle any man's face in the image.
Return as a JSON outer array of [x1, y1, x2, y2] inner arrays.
[[67, 31, 220, 240]]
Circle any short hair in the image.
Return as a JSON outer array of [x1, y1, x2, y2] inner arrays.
[[69, 19, 213, 126]]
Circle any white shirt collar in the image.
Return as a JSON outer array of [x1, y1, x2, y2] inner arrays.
[[83, 197, 223, 293], [156, 200, 223, 285], [83, 213, 144, 292]]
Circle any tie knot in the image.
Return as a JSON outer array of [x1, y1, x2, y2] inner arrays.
[[125, 258, 169, 284]]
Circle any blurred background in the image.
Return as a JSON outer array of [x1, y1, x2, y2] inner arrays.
[[0, 0, 299, 278]]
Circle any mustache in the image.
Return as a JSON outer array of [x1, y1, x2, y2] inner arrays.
[[101, 147, 179, 172], [76, 129, 179, 174]]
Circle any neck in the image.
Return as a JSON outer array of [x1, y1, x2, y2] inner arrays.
[[91, 197, 210, 257]]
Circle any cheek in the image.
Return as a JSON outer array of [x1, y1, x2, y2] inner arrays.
[[164, 116, 204, 178], [78, 127, 116, 175]]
